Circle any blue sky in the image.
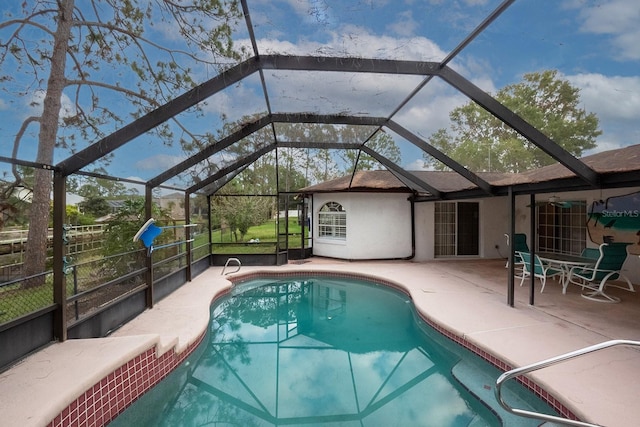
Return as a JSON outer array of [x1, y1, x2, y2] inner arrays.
[[1, 0, 639, 188]]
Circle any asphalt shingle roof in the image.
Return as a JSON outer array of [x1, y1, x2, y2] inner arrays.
[[300, 144, 640, 194]]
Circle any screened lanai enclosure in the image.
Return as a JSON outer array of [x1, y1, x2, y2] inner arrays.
[[1, 0, 640, 369]]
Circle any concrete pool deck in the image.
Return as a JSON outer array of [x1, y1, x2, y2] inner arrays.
[[1, 258, 640, 426]]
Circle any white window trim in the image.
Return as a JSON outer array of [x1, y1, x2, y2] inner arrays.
[[318, 202, 346, 240]]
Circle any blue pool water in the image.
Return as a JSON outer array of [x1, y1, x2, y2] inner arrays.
[[111, 276, 559, 426]]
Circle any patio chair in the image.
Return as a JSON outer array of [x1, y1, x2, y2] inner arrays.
[[580, 247, 601, 261], [517, 251, 562, 293], [556, 246, 602, 294], [505, 233, 529, 269], [566, 243, 634, 303]]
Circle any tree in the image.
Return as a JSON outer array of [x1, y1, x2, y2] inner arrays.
[[78, 196, 111, 219], [69, 175, 131, 199], [341, 131, 401, 171], [1, 1, 242, 283], [106, 199, 169, 244], [425, 70, 601, 172], [64, 204, 93, 225], [101, 198, 172, 280], [212, 194, 271, 242], [258, 121, 401, 185], [0, 186, 28, 228], [1, 166, 34, 228], [184, 115, 402, 241]]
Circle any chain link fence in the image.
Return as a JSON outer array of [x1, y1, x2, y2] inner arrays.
[[2, 223, 209, 327], [0, 271, 54, 325], [65, 249, 147, 323]]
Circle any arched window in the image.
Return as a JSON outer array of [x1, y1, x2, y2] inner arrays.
[[318, 202, 346, 239]]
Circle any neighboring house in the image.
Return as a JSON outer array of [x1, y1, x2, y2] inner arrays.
[[299, 145, 640, 283], [106, 199, 126, 214], [93, 194, 191, 223], [95, 200, 128, 223]]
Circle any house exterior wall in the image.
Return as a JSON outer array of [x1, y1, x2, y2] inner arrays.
[[413, 202, 434, 261], [311, 193, 413, 260], [310, 187, 640, 284], [412, 198, 509, 262]]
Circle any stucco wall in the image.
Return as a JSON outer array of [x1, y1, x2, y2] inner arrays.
[[482, 198, 511, 259], [413, 202, 433, 261], [311, 193, 413, 260], [412, 198, 509, 261]]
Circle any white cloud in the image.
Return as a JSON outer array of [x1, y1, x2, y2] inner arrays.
[[335, 25, 445, 60], [28, 90, 76, 119], [572, 0, 640, 61], [565, 72, 640, 149], [229, 12, 639, 155], [566, 73, 640, 122], [224, 28, 453, 127], [387, 10, 418, 37], [583, 138, 623, 155], [135, 153, 185, 170], [405, 158, 431, 171], [576, 0, 638, 34], [397, 92, 466, 135], [198, 83, 265, 123], [245, 23, 446, 60], [458, 56, 498, 94], [284, 0, 313, 17], [229, 27, 506, 161], [289, 0, 338, 27], [465, 0, 488, 5]]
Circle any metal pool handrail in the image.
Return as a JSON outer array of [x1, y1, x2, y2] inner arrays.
[[221, 257, 241, 275], [495, 339, 640, 427]]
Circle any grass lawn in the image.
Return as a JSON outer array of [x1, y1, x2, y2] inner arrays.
[[0, 280, 57, 324], [211, 219, 308, 254]]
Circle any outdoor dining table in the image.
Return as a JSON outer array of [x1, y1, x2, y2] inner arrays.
[[537, 252, 596, 293]]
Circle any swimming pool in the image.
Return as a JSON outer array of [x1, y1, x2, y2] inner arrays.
[[111, 276, 559, 426]]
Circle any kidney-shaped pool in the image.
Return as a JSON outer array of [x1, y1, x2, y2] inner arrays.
[[111, 275, 560, 426]]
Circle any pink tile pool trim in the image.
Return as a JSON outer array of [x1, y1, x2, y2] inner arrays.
[[47, 335, 205, 427], [420, 309, 580, 422], [48, 269, 580, 426], [47, 288, 231, 427]]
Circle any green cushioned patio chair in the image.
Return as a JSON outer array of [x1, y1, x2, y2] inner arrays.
[[505, 233, 529, 269], [567, 243, 634, 303], [517, 251, 562, 293]]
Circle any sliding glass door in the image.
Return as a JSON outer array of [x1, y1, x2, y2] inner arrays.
[[434, 202, 479, 257]]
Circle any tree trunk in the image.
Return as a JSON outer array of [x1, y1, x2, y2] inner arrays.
[[23, 0, 74, 287]]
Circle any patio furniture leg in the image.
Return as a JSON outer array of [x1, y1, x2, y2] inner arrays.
[[581, 289, 621, 303], [581, 271, 634, 303], [560, 267, 573, 294]]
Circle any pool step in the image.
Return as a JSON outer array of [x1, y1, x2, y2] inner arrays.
[[451, 358, 563, 427]]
